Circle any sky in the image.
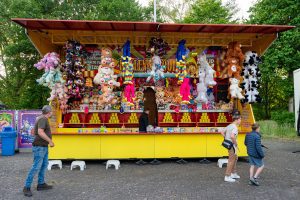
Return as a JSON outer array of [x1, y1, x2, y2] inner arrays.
[[138, 0, 256, 20]]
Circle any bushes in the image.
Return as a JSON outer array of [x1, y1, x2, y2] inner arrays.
[[257, 120, 297, 139], [253, 104, 295, 125], [270, 110, 295, 125]]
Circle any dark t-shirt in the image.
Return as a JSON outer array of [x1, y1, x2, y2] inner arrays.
[[32, 116, 52, 147]]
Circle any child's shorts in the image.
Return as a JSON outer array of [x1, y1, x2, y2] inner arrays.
[[249, 156, 264, 167]]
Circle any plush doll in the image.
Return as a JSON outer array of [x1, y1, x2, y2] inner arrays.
[[180, 78, 191, 104], [124, 83, 135, 106], [122, 40, 134, 84], [226, 41, 244, 66], [198, 54, 216, 87], [148, 37, 169, 57], [195, 81, 208, 103], [187, 56, 198, 78], [164, 89, 173, 104], [155, 87, 165, 106], [241, 51, 262, 103], [94, 48, 120, 87], [175, 40, 188, 84], [170, 87, 182, 105], [220, 41, 244, 79], [98, 84, 115, 106], [228, 78, 245, 99], [146, 53, 166, 82], [62, 40, 89, 100], [226, 57, 242, 80], [35, 52, 63, 88]]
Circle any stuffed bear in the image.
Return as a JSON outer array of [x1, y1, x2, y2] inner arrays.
[[155, 86, 165, 106], [222, 41, 244, 79], [228, 78, 244, 100], [171, 87, 182, 105], [94, 48, 119, 87]]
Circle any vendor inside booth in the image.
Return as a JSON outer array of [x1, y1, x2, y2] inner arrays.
[[12, 18, 294, 160]]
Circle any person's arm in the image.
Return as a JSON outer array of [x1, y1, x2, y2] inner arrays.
[[38, 129, 54, 147], [220, 127, 226, 137], [255, 135, 264, 158], [230, 132, 238, 146]]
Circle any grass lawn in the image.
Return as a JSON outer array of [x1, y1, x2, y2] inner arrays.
[[257, 120, 299, 140]]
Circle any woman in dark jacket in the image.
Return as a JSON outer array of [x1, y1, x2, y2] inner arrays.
[[244, 123, 265, 186], [139, 109, 149, 132]]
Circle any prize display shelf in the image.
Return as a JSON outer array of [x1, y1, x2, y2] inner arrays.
[[62, 109, 233, 128]]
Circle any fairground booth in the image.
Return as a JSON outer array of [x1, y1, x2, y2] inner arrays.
[[12, 18, 293, 160]]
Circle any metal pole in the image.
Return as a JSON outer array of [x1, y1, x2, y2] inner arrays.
[[154, 0, 157, 22]]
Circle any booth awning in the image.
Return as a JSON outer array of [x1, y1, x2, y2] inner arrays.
[[11, 18, 295, 55], [12, 18, 294, 34]]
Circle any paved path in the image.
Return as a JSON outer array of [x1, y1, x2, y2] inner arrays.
[[0, 139, 299, 200]]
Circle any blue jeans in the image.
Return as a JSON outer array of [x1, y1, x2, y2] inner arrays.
[[24, 146, 48, 188]]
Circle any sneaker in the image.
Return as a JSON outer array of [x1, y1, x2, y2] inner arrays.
[[37, 183, 53, 191], [231, 173, 240, 179], [23, 187, 32, 197], [250, 177, 260, 186], [224, 176, 236, 182]]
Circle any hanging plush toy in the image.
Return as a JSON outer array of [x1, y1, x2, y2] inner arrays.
[[62, 40, 89, 100], [146, 52, 166, 82], [195, 67, 208, 103], [241, 51, 262, 103], [180, 78, 191, 104], [34, 52, 70, 112], [124, 83, 135, 106], [198, 54, 217, 87], [122, 40, 134, 84], [220, 41, 244, 79], [175, 40, 188, 84], [94, 48, 120, 87], [146, 38, 168, 83], [35, 52, 64, 87], [228, 78, 245, 100]]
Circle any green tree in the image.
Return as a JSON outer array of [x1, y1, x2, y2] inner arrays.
[[0, 0, 150, 109], [249, 0, 300, 119], [184, 0, 238, 24]]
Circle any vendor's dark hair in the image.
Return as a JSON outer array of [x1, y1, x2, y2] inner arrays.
[[232, 115, 241, 121], [252, 123, 260, 131]]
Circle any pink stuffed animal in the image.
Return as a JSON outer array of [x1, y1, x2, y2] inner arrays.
[[124, 83, 135, 106], [180, 78, 191, 104]]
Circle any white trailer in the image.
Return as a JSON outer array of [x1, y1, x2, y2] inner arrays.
[[294, 69, 300, 135]]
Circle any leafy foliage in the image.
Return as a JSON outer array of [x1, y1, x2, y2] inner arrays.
[[184, 0, 238, 24], [249, 0, 300, 119], [0, 0, 150, 109]]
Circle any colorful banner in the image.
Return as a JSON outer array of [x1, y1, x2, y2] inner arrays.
[[0, 110, 16, 148], [18, 110, 42, 149]]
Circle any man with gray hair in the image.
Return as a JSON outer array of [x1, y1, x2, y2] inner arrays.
[[23, 105, 55, 197]]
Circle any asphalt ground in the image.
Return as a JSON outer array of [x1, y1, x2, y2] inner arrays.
[[0, 139, 299, 200]]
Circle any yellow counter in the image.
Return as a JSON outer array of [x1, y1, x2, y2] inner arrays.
[[49, 132, 247, 159]]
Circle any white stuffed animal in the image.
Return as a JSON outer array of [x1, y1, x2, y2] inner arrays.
[[146, 55, 165, 82], [195, 81, 208, 103], [198, 54, 216, 87], [205, 65, 217, 87], [229, 78, 244, 100], [195, 67, 208, 103]]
